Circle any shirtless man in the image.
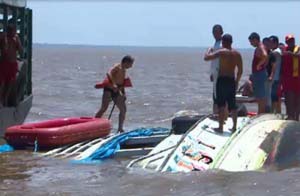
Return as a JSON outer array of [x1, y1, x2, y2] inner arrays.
[[0, 24, 23, 106], [95, 55, 134, 133], [204, 34, 243, 133], [248, 32, 268, 114]]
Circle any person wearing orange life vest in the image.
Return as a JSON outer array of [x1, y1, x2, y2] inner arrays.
[[281, 35, 300, 121], [95, 55, 134, 133]]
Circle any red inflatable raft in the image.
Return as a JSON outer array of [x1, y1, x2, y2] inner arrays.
[[4, 117, 111, 149]]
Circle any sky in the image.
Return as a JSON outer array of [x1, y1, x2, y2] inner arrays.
[[27, 0, 300, 48]]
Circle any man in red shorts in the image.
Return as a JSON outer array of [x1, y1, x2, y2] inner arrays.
[[0, 24, 23, 106], [281, 34, 300, 120]]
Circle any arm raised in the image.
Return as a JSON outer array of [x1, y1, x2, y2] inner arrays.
[[204, 48, 221, 61]]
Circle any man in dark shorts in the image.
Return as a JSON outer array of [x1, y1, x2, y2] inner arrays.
[[204, 34, 243, 133], [95, 55, 134, 133]]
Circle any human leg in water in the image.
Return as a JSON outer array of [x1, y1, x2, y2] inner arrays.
[[113, 94, 127, 133]]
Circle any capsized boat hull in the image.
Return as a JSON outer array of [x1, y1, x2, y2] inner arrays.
[[128, 114, 291, 172], [129, 114, 250, 171], [214, 116, 298, 171], [4, 117, 111, 149], [160, 115, 251, 172]]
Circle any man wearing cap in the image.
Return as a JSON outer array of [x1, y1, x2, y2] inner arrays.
[[204, 34, 243, 133], [248, 32, 268, 114], [281, 34, 300, 120]]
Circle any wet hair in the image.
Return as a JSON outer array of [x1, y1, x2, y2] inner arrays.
[[222, 34, 233, 44], [248, 32, 260, 41], [121, 55, 134, 64], [212, 24, 223, 33], [269, 35, 279, 44]]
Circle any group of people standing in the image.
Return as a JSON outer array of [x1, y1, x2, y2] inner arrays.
[[205, 24, 300, 133], [261, 33, 300, 121], [96, 24, 300, 134]]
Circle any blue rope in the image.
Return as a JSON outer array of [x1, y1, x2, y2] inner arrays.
[[73, 127, 169, 164], [0, 144, 14, 153]]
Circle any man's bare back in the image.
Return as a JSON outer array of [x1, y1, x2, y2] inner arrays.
[[218, 48, 243, 78], [205, 47, 243, 84]]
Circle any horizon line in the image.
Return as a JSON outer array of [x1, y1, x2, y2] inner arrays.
[[33, 43, 253, 50], [27, 0, 300, 2]]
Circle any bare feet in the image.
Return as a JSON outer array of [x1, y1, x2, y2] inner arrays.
[[230, 128, 236, 133], [212, 127, 223, 134], [118, 129, 125, 133]]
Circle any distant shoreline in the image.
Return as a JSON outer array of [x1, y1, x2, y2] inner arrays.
[[33, 43, 253, 50]]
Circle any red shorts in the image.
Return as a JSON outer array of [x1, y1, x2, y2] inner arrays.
[[282, 77, 300, 94], [0, 61, 18, 83]]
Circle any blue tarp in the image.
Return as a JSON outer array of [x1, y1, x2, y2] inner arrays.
[[74, 127, 169, 164], [0, 144, 14, 153]]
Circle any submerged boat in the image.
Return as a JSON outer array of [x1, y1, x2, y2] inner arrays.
[[128, 114, 294, 172], [0, 1, 33, 136], [42, 127, 171, 160], [4, 117, 111, 149], [41, 116, 204, 160]]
